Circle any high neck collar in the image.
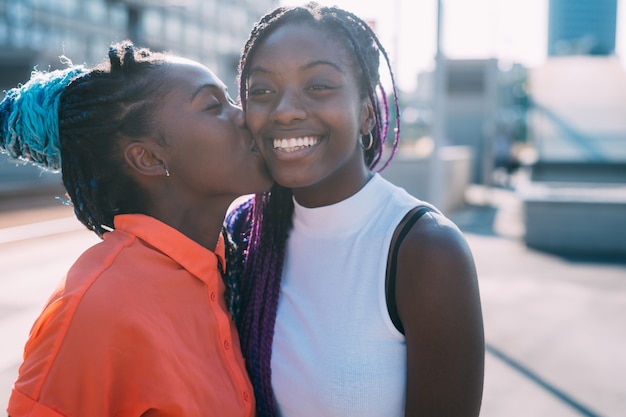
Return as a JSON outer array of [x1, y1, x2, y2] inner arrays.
[[292, 173, 390, 236]]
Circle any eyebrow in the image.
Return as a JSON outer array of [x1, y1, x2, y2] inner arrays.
[[303, 59, 345, 74], [248, 59, 346, 76]]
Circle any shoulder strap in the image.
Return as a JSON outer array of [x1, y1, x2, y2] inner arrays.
[[385, 206, 433, 335]]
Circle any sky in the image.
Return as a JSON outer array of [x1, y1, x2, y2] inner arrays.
[[279, 0, 626, 91]]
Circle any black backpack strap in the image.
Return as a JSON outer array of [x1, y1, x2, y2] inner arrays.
[[386, 206, 434, 335]]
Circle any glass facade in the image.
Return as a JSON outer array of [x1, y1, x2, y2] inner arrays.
[[548, 0, 618, 56], [0, 0, 278, 92]]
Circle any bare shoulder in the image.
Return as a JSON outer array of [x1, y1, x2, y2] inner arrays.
[[396, 209, 485, 416], [394, 208, 482, 335], [398, 209, 476, 276]]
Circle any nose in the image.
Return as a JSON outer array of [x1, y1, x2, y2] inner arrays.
[[270, 89, 307, 124]]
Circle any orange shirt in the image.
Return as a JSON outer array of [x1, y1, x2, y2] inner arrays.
[[7, 214, 255, 417]]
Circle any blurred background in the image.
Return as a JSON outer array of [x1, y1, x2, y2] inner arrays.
[[1, 0, 625, 254], [0, 0, 625, 416]]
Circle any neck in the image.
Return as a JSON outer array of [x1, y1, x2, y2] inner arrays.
[[292, 166, 373, 209], [147, 198, 231, 251]]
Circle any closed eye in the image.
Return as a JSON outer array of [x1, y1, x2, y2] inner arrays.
[[205, 100, 223, 112]]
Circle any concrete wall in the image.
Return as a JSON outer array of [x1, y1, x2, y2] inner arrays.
[[521, 182, 626, 256], [522, 57, 626, 257], [530, 161, 626, 183], [380, 145, 474, 215]]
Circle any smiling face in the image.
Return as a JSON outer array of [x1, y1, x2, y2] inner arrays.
[[244, 22, 374, 207], [155, 58, 272, 204]]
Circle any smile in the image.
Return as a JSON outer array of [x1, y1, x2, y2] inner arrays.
[[273, 136, 320, 152]]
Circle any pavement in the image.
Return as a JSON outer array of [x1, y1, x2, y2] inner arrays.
[[1, 183, 625, 417], [449, 186, 626, 417]]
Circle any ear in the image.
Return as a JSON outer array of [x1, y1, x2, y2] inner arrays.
[[124, 141, 168, 177], [360, 98, 376, 135]]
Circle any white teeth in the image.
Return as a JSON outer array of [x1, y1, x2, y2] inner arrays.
[[273, 136, 319, 152]]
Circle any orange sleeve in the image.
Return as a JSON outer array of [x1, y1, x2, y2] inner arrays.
[[10, 283, 165, 416]]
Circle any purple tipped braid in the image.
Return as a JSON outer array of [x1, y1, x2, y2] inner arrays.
[[346, 10, 401, 172], [375, 81, 402, 172], [233, 3, 402, 416], [324, 5, 401, 171], [234, 186, 292, 417]]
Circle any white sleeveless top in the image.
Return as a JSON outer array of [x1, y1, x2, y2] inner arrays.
[[271, 174, 429, 417]]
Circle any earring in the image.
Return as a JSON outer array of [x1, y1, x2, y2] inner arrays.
[[360, 131, 373, 151], [164, 167, 171, 177]]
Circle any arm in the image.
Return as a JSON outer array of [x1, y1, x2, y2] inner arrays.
[[395, 212, 485, 417]]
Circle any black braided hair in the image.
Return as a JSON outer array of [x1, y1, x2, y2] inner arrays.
[[230, 3, 402, 416], [58, 41, 171, 236], [0, 40, 172, 237]]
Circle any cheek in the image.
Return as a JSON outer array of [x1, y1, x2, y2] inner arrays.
[[244, 105, 264, 135]]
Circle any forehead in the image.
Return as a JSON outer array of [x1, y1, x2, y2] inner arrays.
[[161, 58, 223, 90], [251, 22, 355, 70]]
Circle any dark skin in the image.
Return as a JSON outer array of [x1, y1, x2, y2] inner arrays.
[[124, 58, 271, 249], [6, 55, 271, 417], [395, 212, 485, 416], [246, 22, 484, 416], [246, 24, 375, 208]]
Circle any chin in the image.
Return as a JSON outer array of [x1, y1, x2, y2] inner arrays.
[[273, 177, 313, 190]]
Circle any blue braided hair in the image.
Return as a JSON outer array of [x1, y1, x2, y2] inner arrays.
[[1, 41, 172, 237], [0, 63, 87, 171]]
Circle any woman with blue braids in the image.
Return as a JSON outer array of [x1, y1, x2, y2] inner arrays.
[[2, 40, 271, 416]]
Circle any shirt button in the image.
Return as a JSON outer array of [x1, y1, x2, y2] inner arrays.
[[210, 291, 217, 302], [243, 391, 250, 402], [223, 340, 230, 350]]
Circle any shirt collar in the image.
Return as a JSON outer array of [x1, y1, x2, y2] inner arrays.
[[112, 214, 225, 284]]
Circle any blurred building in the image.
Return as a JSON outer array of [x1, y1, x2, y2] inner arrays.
[[0, 0, 277, 93], [0, 0, 277, 194], [548, 0, 618, 56], [408, 58, 527, 185], [521, 0, 626, 257], [537, 0, 624, 174]]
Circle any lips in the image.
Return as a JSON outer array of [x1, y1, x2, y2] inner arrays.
[[272, 136, 320, 153]]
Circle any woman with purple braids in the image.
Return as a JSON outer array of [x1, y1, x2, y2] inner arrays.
[[225, 3, 485, 416]]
